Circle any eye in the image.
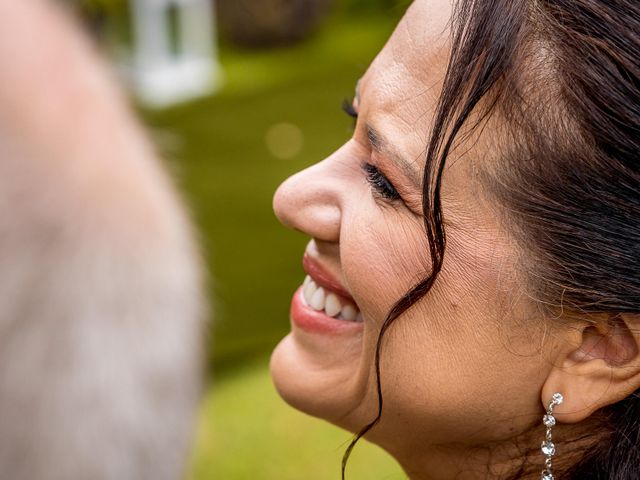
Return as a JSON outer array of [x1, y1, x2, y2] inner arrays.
[[362, 163, 401, 202]]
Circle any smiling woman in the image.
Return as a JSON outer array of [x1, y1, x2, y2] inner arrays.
[[270, 0, 640, 479]]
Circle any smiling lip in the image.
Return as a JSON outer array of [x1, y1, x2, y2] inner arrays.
[[302, 253, 355, 302], [290, 287, 363, 335], [289, 254, 362, 335]]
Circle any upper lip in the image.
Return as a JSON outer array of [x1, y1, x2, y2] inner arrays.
[[302, 253, 354, 302]]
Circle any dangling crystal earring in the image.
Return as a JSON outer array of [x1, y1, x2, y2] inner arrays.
[[540, 392, 563, 480]]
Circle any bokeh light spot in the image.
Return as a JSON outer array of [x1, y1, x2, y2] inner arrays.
[[265, 122, 304, 159]]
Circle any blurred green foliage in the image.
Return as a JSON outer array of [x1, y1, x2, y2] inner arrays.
[[137, 12, 409, 478], [80, 4, 408, 477], [72, 0, 409, 48], [76, 0, 406, 12], [188, 362, 404, 479], [71, 0, 127, 21], [338, 0, 410, 13], [142, 12, 403, 373]]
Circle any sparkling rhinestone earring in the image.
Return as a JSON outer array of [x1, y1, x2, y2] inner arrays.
[[540, 392, 563, 480]]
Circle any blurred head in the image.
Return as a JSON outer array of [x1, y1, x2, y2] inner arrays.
[[272, 0, 640, 478], [0, 2, 204, 479]]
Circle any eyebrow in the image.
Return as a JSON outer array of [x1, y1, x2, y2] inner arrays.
[[365, 123, 423, 189]]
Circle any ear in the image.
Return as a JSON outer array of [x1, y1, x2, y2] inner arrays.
[[542, 314, 640, 423]]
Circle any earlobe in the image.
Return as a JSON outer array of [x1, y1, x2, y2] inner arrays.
[[541, 314, 640, 424]]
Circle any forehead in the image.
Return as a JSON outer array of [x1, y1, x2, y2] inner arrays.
[[360, 0, 452, 121], [357, 0, 454, 173], [359, 0, 505, 236]]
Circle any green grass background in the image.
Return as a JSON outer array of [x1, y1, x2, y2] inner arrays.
[[143, 14, 401, 371], [188, 363, 404, 480], [140, 9, 408, 479]]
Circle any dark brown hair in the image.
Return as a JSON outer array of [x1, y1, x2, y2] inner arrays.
[[342, 0, 640, 478]]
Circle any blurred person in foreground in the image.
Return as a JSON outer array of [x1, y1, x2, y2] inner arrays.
[[272, 0, 640, 479], [0, 1, 204, 479]]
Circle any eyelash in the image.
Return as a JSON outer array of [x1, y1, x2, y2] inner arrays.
[[341, 98, 358, 130], [362, 163, 401, 202], [341, 99, 402, 203]]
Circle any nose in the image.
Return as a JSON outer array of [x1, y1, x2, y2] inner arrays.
[[273, 145, 353, 243]]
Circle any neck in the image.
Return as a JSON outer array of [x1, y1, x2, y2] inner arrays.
[[388, 423, 599, 480], [398, 441, 538, 480]]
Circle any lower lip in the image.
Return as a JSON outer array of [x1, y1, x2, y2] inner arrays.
[[290, 287, 364, 335]]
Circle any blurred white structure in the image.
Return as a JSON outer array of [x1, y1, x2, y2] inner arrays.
[[129, 0, 221, 107]]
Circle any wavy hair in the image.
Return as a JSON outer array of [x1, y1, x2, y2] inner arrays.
[[342, 1, 640, 478]]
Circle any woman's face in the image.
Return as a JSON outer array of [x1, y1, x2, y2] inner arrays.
[[272, 0, 553, 474]]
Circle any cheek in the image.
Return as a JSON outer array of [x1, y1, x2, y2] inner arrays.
[[341, 208, 431, 324], [366, 299, 547, 450], [356, 235, 549, 448]]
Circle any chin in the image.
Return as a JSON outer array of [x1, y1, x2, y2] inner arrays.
[[270, 333, 369, 428]]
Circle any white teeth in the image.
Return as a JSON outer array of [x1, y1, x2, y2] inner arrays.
[[310, 287, 326, 311], [300, 276, 362, 322], [341, 304, 358, 321], [324, 293, 342, 317], [355, 312, 363, 323], [303, 278, 317, 304]]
